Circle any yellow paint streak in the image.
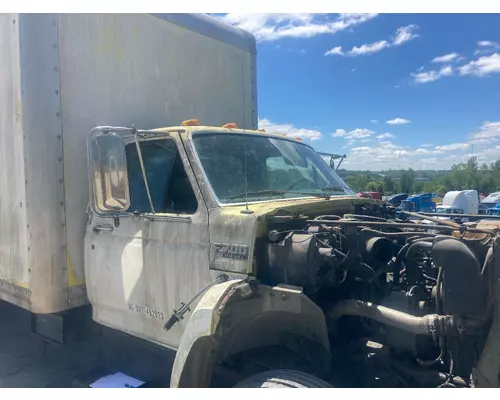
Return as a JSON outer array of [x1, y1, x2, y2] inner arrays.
[[67, 251, 84, 287], [13, 281, 29, 289], [93, 20, 124, 63]]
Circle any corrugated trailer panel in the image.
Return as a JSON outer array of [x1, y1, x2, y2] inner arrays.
[[0, 13, 257, 314], [0, 14, 30, 308], [19, 14, 68, 313]]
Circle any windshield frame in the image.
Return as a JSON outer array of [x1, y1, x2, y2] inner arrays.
[[187, 130, 356, 207]]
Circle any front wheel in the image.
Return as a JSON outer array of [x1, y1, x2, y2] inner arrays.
[[233, 369, 333, 388]]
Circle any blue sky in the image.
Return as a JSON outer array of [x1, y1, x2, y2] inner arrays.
[[216, 13, 500, 170]]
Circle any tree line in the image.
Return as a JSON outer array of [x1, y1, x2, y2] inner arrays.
[[338, 157, 500, 196]]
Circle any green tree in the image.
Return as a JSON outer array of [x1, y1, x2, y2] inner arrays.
[[413, 181, 424, 194], [383, 176, 395, 194], [365, 181, 380, 192], [399, 169, 415, 193]]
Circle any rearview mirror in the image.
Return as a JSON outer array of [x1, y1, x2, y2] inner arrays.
[[88, 128, 130, 214]]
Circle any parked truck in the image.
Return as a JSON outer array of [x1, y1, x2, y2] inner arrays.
[[479, 191, 500, 215], [397, 193, 436, 217], [483, 204, 500, 219], [2, 13, 500, 389], [434, 190, 479, 222]]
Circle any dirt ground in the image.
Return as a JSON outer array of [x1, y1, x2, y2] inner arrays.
[[0, 301, 104, 388]]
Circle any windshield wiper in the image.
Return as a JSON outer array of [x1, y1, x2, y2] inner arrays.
[[225, 190, 286, 202], [225, 189, 333, 202], [321, 186, 349, 193]]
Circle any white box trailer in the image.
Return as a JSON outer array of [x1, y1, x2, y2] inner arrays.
[[0, 13, 257, 315]]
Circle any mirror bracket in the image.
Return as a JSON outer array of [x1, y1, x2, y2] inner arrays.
[[318, 152, 347, 171]]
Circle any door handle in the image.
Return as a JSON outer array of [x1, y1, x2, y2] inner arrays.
[[93, 224, 114, 234]]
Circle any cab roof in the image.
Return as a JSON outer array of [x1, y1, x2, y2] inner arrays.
[[151, 124, 309, 144]]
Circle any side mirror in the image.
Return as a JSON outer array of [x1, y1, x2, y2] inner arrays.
[[88, 128, 130, 214]]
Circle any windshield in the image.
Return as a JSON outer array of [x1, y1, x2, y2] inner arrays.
[[191, 133, 355, 204], [436, 207, 463, 214]]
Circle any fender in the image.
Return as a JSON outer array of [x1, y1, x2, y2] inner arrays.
[[170, 279, 331, 388], [170, 279, 242, 388]]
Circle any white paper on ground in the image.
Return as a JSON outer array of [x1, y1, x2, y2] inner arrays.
[[90, 372, 145, 388]]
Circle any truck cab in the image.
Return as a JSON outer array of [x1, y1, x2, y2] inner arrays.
[[397, 193, 436, 219], [479, 191, 500, 214], [487, 207, 500, 216], [86, 122, 358, 362], [483, 204, 500, 219]]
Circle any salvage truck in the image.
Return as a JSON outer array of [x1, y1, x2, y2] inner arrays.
[[2, 13, 500, 389]]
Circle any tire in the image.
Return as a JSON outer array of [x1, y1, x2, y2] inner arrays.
[[233, 369, 333, 388]]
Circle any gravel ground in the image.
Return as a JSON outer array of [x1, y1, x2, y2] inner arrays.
[[0, 301, 104, 388]]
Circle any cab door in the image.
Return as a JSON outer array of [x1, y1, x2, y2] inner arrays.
[[84, 128, 213, 349]]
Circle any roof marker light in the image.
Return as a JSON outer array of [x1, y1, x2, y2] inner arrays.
[[181, 119, 199, 126]]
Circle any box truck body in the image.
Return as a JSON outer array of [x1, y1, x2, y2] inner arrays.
[[0, 13, 257, 314]]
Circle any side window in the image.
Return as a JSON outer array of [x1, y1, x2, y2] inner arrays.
[[125, 139, 198, 214]]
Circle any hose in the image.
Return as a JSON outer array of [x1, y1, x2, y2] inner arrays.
[[343, 214, 388, 222], [328, 299, 484, 338], [391, 242, 411, 287], [360, 228, 436, 238]]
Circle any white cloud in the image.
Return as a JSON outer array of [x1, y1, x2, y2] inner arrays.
[[435, 143, 470, 151], [439, 65, 454, 76], [386, 118, 411, 125], [475, 41, 500, 55], [458, 53, 500, 77], [417, 50, 500, 83], [348, 128, 374, 139], [325, 24, 419, 57], [371, 119, 379, 124], [432, 53, 460, 63], [342, 139, 467, 170], [411, 65, 454, 83], [469, 121, 500, 143], [338, 121, 500, 170], [349, 40, 389, 56], [392, 25, 419, 46], [376, 133, 394, 139], [324, 46, 343, 56], [258, 118, 322, 141], [333, 128, 374, 140], [414, 70, 439, 83], [220, 13, 378, 42], [479, 40, 498, 47]]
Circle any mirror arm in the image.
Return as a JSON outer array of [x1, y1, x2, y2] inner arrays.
[[133, 129, 156, 214], [336, 155, 346, 171]]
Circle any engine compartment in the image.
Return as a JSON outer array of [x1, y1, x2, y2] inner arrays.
[[255, 202, 497, 387]]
